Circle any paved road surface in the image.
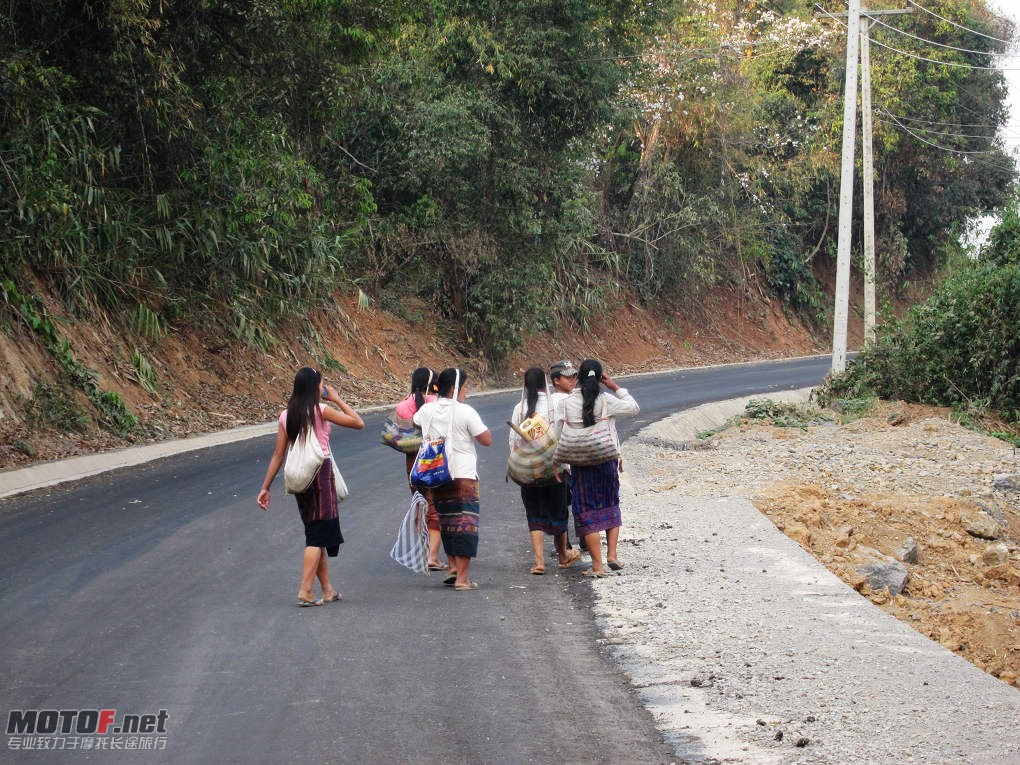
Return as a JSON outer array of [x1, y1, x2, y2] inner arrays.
[[0, 356, 830, 763]]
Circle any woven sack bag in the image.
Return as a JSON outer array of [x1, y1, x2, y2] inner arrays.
[[507, 430, 559, 486], [284, 430, 326, 494], [552, 419, 619, 467], [390, 491, 430, 574]]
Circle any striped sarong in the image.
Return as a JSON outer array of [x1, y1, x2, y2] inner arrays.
[[431, 478, 480, 558], [570, 460, 622, 538]]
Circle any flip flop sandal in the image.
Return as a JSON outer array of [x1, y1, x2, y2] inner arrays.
[[559, 552, 582, 568], [442, 573, 457, 586], [297, 597, 324, 607], [427, 562, 449, 571], [607, 561, 625, 571], [530, 566, 546, 575], [454, 581, 479, 591], [322, 591, 343, 603], [581, 569, 608, 579]]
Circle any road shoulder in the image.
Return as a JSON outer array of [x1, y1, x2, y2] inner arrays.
[[593, 392, 1020, 764]]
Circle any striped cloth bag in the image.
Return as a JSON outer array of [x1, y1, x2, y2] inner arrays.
[[389, 491, 430, 574]]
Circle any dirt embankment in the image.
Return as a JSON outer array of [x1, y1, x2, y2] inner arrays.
[[0, 282, 825, 469], [662, 400, 1020, 686]]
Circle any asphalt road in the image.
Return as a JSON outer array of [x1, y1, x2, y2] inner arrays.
[[0, 356, 831, 764]]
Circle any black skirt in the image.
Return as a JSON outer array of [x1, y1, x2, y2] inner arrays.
[[304, 518, 344, 557]]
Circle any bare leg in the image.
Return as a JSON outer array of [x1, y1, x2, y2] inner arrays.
[[452, 555, 472, 587], [584, 532, 605, 574], [317, 552, 341, 601], [529, 530, 545, 571], [299, 547, 323, 601], [606, 526, 621, 566], [554, 532, 568, 563], [427, 529, 444, 567]]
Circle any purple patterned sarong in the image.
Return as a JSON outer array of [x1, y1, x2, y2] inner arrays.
[[570, 460, 622, 538]]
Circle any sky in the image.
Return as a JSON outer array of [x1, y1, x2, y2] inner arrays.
[[991, 0, 1020, 152], [965, 1, 1020, 244]]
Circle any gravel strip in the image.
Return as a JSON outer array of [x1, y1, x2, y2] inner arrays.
[[588, 393, 1020, 764]]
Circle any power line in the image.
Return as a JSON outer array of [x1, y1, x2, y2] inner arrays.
[[872, 114, 1008, 140], [882, 110, 1008, 154], [877, 112, 1009, 129], [867, 115, 1018, 185], [869, 14, 1017, 57], [817, 6, 1019, 70], [868, 36, 1007, 69], [905, 0, 1015, 46]]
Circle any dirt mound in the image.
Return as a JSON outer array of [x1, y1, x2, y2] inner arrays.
[[672, 400, 1020, 686]]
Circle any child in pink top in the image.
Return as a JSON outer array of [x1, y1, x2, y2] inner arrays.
[[395, 367, 437, 419], [397, 367, 443, 570]]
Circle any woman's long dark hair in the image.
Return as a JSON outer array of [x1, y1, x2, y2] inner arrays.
[[285, 367, 322, 443], [436, 367, 465, 398], [522, 366, 546, 417], [577, 358, 603, 427], [410, 367, 435, 409]]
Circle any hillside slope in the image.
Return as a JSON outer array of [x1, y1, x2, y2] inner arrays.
[[0, 280, 831, 470]]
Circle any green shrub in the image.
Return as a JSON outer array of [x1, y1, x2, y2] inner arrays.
[[821, 258, 1019, 423]]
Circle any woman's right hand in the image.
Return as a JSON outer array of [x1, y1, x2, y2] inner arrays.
[[257, 489, 271, 510]]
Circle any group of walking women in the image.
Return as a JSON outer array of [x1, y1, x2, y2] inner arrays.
[[256, 359, 638, 604], [508, 359, 639, 578]]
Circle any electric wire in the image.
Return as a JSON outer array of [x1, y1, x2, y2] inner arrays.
[[882, 110, 1008, 154], [873, 112, 1006, 141], [816, 6, 1020, 71], [904, 0, 1015, 46], [877, 112, 1010, 129], [867, 36, 1010, 69], [868, 14, 1017, 57]]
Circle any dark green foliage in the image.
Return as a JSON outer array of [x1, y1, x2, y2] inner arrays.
[[820, 255, 1019, 422], [1, 0, 1017, 388]]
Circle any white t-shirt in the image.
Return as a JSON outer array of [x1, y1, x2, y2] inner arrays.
[[549, 389, 570, 413], [509, 391, 554, 449], [414, 398, 489, 480]]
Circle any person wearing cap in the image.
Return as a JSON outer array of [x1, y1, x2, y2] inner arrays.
[[549, 360, 584, 553], [549, 359, 578, 397]]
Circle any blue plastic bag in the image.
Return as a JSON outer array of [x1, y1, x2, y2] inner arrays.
[[409, 437, 453, 488]]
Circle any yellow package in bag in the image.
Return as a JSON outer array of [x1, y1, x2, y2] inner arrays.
[[518, 414, 551, 441]]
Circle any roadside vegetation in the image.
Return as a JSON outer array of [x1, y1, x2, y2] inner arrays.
[[818, 201, 1020, 435], [1, 1, 1017, 439]]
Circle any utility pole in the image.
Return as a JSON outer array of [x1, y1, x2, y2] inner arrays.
[[831, 0, 861, 374], [828, 4, 913, 370], [861, 9, 877, 347], [861, 7, 911, 346]]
